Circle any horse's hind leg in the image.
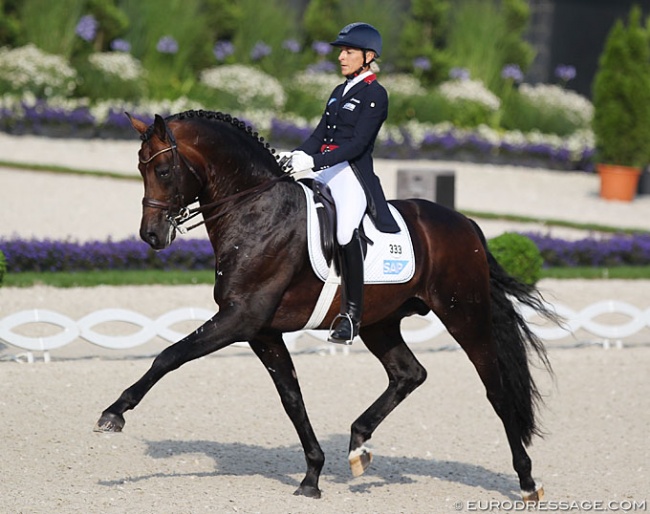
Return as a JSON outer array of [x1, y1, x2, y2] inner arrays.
[[349, 319, 428, 476], [439, 301, 544, 501], [249, 333, 325, 499], [465, 342, 541, 499]]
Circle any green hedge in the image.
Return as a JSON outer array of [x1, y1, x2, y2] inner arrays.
[[488, 232, 543, 285]]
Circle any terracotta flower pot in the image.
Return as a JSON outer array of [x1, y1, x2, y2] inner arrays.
[[596, 163, 642, 201]]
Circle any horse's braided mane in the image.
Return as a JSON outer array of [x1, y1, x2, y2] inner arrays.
[[141, 109, 280, 159]]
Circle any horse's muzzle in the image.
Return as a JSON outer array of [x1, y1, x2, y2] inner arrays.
[[140, 219, 175, 250]]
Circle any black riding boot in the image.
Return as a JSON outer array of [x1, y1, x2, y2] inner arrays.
[[328, 230, 364, 345]]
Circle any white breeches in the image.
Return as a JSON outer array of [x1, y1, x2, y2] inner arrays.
[[315, 161, 367, 245]]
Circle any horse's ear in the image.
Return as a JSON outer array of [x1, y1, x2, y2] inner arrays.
[[125, 112, 148, 135], [152, 114, 168, 142]]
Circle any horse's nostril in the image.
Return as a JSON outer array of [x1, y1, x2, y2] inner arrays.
[[145, 232, 159, 247]]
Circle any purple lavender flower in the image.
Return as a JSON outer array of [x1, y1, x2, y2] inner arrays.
[[282, 39, 301, 53], [522, 233, 650, 267], [250, 41, 272, 61], [110, 39, 131, 52], [501, 63, 524, 83], [75, 15, 98, 42], [157, 36, 179, 54], [7, 232, 647, 272], [213, 40, 234, 61], [554, 64, 576, 83], [0, 237, 215, 272], [312, 41, 331, 56], [413, 57, 431, 71], [270, 118, 312, 146], [449, 67, 470, 81]]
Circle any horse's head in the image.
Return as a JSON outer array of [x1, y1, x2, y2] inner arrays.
[[129, 113, 204, 250]]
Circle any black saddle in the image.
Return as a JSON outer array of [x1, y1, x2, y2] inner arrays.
[[301, 179, 370, 270]]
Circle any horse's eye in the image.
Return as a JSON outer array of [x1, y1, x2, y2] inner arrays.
[[155, 166, 171, 179]]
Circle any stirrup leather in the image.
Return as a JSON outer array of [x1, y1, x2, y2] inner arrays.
[[328, 313, 356, 345]]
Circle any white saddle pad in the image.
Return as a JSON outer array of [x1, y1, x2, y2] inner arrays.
[[299, 182, 415, 284]]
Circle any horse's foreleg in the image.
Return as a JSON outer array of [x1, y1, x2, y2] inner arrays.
[[349, 320, 428, 476], [249, 334, 325, 499], [94, 311, 250, 433]]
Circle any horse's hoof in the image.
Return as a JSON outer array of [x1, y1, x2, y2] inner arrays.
[[93, 412, 125, 433], [293, 485, 321, 499], [349, 445, 373, 477], [522, 484, 544, 503]]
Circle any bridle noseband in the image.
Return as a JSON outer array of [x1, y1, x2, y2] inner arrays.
[[140, 123, 290, 233]]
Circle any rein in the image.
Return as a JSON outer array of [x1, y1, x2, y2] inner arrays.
[[140, 126, 291, 233], [172, 174, 290, 233]]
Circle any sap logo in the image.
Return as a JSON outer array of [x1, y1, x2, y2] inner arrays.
[[383, 260, 408, 275]]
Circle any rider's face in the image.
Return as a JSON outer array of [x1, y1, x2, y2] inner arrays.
[[338, 46, 374, 76]]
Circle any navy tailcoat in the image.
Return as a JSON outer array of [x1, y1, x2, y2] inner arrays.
[[297, 75, 400, 233]]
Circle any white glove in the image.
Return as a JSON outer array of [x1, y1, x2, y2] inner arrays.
[[290, 151, 314, 172]]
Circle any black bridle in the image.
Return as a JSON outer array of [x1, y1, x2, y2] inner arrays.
[[140, 124, 290, 233]]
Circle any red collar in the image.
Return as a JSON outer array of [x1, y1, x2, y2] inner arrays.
[[363, 74, 377, 84]]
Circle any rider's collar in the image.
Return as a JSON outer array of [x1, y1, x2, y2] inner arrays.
[[343, 70, 375, 94]]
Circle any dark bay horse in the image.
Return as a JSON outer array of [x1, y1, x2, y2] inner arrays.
[[95, 109, 554, 501]]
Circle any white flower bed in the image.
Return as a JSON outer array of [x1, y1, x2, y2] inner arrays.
[[292, 71, 342, 96], [519, 83, 593, 125], [88, 52, 145, 81], [0, 44, 77, 96], [392, 119, 594, 162], [381, 73, 426, 96], [200, 64, 286, 109], [0, 48, 595, 169], [90, 96, 202, 124], [438, 79, 501, 111]]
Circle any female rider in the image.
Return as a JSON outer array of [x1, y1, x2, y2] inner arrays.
[[284, 22, 399, 344]]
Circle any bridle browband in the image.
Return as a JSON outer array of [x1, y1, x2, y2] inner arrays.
[[140, 122, 290, 233]]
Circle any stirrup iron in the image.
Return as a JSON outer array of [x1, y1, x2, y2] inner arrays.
[[328, 313, 355, 345]]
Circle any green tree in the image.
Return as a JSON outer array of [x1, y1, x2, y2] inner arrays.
[[447, 0, 533, 91], [230, 0, 302, 77], [592, 5, 650, 167], [304, 0, 342, 45], [0, 0, 21, 47], [120, 0, 212, 99], [86, 0, 130, 51], [70, 0, 130, 64], [18, 0, 85, 58], [203, 0, 242, 43], [398, 0, 451, 85], [501, 0, 535, 71]]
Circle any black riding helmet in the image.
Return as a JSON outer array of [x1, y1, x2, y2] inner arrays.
[[330, 23, 382, 77]]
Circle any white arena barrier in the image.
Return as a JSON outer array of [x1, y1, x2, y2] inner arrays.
[[1, 301, 649, 362]]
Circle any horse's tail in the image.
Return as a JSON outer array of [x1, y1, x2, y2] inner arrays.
[[470, 219, 555, 446]]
